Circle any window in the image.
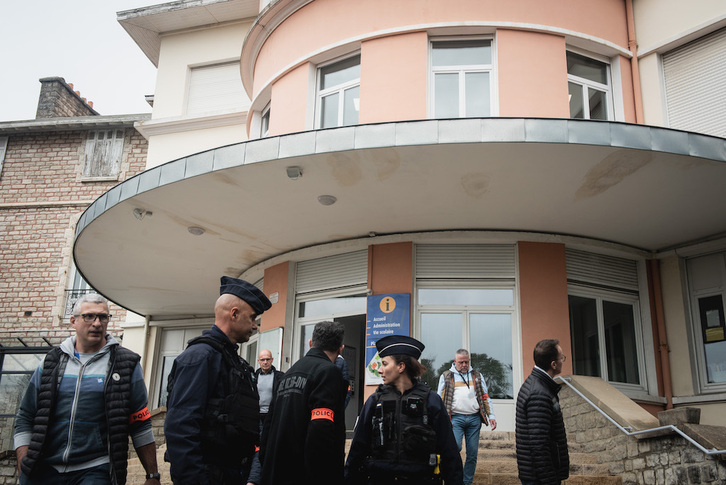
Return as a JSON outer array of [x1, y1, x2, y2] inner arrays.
[[187, 62, 248, 116], [83, 130, 124, 179], [154, 326, 206, 407], [417, 286, 515, 399], [65, 263, 94, 317], [0, 136, 7, 175], [567, 51, 612, 120], [697, 295, 726, 384], [431, 39, 492, 118], [568, 291, 642, 385], [662, 27, 726, 137], [0, 350, 46, 418], [687, 251, 726, 391], [566, 249, 645, 389], [260, 104, 271, 137], [316, 55, 360, 128]]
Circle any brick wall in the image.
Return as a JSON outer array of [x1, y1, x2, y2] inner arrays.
[[0, 125, 148, 473], [0, 128, 147, 336], [35, 78, 98, 119], [560, 385, 726, 484]]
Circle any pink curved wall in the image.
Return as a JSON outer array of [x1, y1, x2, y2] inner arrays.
[[255, 0, 633, 134], [359, 33, 428, 124], [498, 30, 569, 118]]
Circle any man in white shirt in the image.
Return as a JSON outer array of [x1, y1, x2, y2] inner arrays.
[[438, 349, 497, 485]]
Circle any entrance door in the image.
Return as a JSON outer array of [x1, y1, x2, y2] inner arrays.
[[416, 286, 519, 431], [337, 314, 366, 431], [295, 293, 368, 432]]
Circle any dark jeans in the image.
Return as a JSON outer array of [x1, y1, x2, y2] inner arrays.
[[20, 463, 111, 485]]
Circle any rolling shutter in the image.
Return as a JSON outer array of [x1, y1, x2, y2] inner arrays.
[[566, 249, 638, 292], [415, 244, 515, 279], [663, 27, 726, 137], [187, 62, 249, 116], [295, 250, 368, 295]]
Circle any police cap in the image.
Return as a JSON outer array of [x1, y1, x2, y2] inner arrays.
[[220, 276, 272, 315], [376, 335, 425, 359]]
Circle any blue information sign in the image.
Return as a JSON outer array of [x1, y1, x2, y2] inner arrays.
[[365, 293, 411, 385]]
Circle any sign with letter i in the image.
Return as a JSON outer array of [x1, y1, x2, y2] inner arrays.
[[364, 293, 411, 385]]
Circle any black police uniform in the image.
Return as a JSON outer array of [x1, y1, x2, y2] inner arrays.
[[260, 347, 347, 485], [165, 325, 259, 484], [345, 381, 464, 485]]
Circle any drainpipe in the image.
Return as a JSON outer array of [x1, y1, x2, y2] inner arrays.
[[648, 260, 674, 410], [626, 0, 645, 124]]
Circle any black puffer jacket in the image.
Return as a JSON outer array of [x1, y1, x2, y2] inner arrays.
[[515, 368, 569, 484]]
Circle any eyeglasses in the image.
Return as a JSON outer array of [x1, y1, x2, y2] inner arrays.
[[559, 354, 567, 362], [76, 313, 111, 323]]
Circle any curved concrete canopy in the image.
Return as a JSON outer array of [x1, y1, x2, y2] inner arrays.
[[73, 118, 726, 317]]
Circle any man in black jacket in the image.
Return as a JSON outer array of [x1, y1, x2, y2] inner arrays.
[[515, 339, 569, 485], [260, 321, 347, 485], [165, 276, 272, 485], [246, 349, 284, 485]]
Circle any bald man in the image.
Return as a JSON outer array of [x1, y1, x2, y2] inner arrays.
[[165, 277, 272, 485], [246, 350, 284, 485]]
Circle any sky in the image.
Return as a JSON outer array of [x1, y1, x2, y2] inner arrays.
[[0, 1, 163, 122]]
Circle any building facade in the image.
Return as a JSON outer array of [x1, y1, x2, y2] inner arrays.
[[0, 77, 149, 450], [70, 0, 726, 433]]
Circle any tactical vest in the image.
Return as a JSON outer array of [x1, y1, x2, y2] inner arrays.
[[367, 383, 438, 479], [168, 336, 260, 463]]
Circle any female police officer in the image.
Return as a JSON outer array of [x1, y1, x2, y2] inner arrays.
[[345, 335, 463, 485]]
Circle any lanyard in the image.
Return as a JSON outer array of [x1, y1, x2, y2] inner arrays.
[[457, 370, 471, 389]]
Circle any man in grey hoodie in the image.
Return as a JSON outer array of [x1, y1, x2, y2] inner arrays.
[[14, 293, 160, 485]]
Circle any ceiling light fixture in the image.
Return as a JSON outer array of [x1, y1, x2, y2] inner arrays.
[[317, 195, 337, 206], [188, 226, 205, 236], [286, 166, 303, 180]]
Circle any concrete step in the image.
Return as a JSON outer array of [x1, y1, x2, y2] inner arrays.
[[469, 433, 622, 485]]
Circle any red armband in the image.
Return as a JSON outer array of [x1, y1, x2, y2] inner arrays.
[[310, 408, 334, 422], [129, 406, 150, 424]]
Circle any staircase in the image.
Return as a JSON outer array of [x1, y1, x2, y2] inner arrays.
[[470, 431, 622, 485]]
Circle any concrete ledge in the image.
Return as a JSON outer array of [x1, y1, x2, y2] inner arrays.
[[563, 375, 660, 432], [682, 424, 726, 458]]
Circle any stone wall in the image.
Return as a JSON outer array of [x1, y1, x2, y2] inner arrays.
[[560, 384, 726, 484]]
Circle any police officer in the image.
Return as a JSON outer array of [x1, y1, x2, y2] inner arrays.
[[345, 335, 464, 485], [260, 320, 347, 485], [165, 276, 272, 485]]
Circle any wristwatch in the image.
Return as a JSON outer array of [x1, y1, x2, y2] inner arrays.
[[146, 472, 161, 480]]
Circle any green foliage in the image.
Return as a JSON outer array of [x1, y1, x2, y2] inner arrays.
[[419, 353, 513, 399]]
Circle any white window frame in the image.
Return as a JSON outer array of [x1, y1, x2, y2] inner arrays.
[[429, 37, 495, 119], [0, 136, 8, 175], [260, 103, 271, 138], [414, 281, 520, 395], [82, 130, 124, 180], [686, 251, 726, 394], [568, 285, 647, 393], [567, 49, 614, 121], [315, 54, 361, 129], [64, 262, 94, 318], [293, 287, 368, 363]]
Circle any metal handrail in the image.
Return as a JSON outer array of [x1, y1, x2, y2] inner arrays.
[[555, 376, 726, 456]]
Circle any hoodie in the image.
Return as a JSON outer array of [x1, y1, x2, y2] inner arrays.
[[13, 334, 154, 473]]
